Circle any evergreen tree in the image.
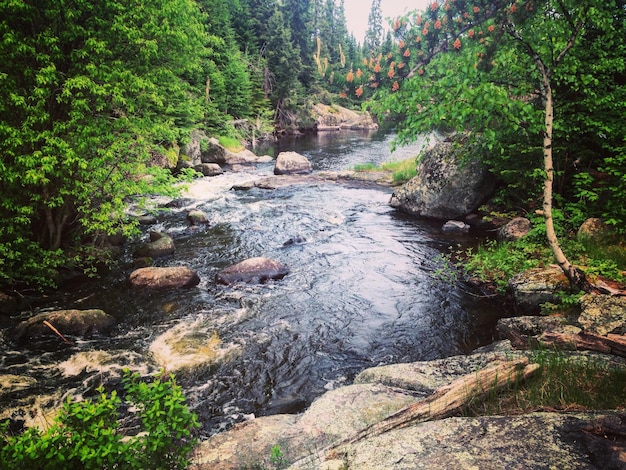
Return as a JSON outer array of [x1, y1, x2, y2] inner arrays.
[[197, 0, 252, 125], [283, 0, 316, 90], [364, 0, 383, 55], [265, 7, 303, 119]]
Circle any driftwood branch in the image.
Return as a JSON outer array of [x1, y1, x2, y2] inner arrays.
[[326, 358, 539, 458], [539, 332, 626, 357], [43, 320, 73, 345]]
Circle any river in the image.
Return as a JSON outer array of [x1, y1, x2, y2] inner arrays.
[[0, 130, 502, 436]]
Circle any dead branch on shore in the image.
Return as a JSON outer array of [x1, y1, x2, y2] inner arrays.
[[324, 358, 540, 460]]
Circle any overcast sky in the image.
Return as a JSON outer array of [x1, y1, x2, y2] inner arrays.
[[344, 0, 431, 44]]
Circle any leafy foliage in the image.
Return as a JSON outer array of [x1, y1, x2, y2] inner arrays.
[[350, 0, 626, 289], [0, 370, 199, 470], [0, 0, 208, 289]]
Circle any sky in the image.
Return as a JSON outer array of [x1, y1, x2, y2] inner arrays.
[[344, 0, 431, 44]]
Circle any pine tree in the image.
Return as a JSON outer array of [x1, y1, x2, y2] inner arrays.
[[364, 0, 383, 56]]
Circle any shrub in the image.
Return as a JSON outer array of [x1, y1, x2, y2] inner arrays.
[[0, 370, 199, 470]]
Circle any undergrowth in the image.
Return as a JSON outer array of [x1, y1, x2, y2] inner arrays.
[[444, 211, 626, 298], [0, 369, 199, 470], [465, 348, 626, 416]]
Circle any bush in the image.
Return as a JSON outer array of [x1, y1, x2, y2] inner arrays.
[[0, 370, 199, 470]]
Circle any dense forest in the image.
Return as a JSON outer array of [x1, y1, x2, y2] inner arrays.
[[1, 0, 625, 291]]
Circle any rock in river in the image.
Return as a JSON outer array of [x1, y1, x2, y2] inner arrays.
[[215, 257, 289, 285], [13, 309, 116, 343], [134, 231, 175, 258], [273, 151, 312, 175], [129, 266, 200, 289]]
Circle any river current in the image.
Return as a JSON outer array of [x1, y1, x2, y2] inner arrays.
[[0, 130, 501, 436]]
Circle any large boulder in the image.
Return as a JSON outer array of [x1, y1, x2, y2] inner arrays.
[[354, 345, 522, 394], [274, 152, 312, 175], [13, 309, 116, 343], [215, 257, 289, 285], [311, 103, 378, 131], [193, 344, 625, 470], [201, 137, 266, 165], [498, 217, 532, 242], [389, 140, 495, 220], [134, 232, 175, 258], [310, 412, 624, 470], [128, 266, 200, 289], [508, 266, 570, 313], [496, 315, 581, 348], [577, 217, 612, 242], [179, 129, 206, 168], [179, 130, 271, 169]]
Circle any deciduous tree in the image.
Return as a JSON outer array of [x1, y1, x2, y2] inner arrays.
[[363, 0, 622, 291], [0, 0, 207, 288]]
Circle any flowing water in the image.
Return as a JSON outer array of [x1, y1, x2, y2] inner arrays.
[[0, 130, 502, 436]]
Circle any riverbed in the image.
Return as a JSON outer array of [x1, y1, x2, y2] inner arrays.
[[0, 130, 502, 436]]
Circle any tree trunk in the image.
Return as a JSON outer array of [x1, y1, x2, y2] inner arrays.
[[540, 72, 593, 293]]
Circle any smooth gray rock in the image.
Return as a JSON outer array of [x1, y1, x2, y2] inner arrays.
[[441, 220, 470, 233], [274, 152, 313, 175], [134, 232, 175, 258], [187, 209, 210, 225]]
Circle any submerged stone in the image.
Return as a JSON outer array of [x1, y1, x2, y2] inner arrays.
[[215, 257, 289, 285], [134, 232, 175, 258], [149, 319, 240, 372]]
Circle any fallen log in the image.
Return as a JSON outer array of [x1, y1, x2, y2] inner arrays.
[[539, 332, 626, 357], [325, 358, 540, 458]]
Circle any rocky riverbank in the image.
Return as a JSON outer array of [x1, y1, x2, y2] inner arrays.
[[190, 295, 626, 469], [2, 137, 624, 469]]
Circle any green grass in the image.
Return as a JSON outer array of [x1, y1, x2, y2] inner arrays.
[[451, 239, 550, 294], [451, 229, 626, 296], [466, 349, 626, 416], [353, 158, 417, 185], [353, 162, 378, 172], [218, 135, 245, 152]]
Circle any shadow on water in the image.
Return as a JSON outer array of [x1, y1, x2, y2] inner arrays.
[[0, 130, 504, 436]]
